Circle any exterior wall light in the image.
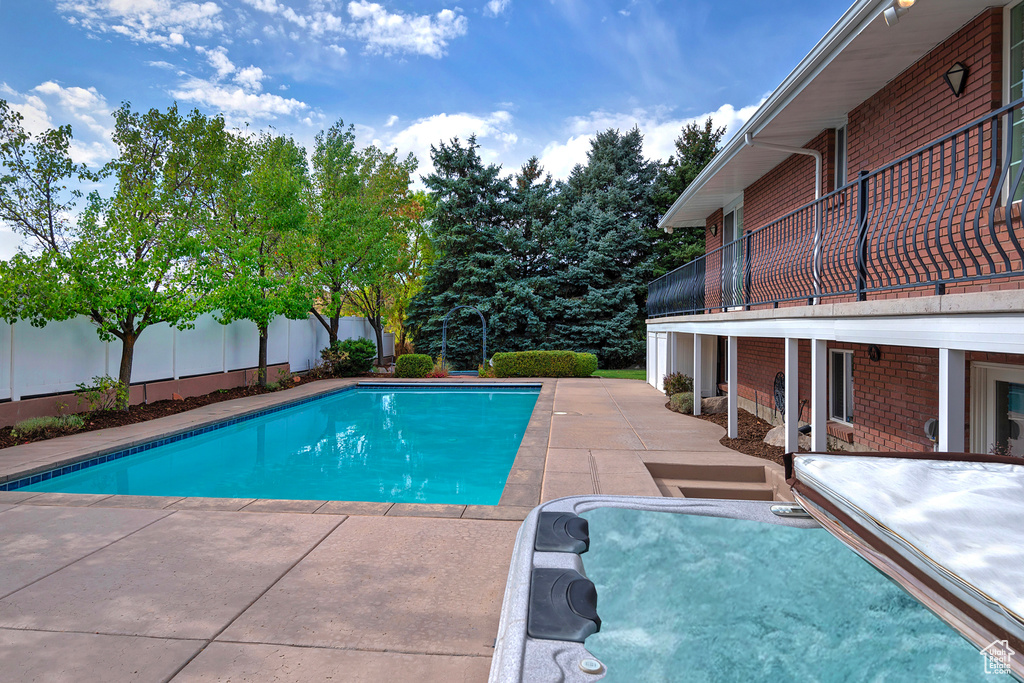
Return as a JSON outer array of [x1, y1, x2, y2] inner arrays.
[[884, 0, 915, 27], [944, 62, 969, 98], [710, 223, 718, 236]]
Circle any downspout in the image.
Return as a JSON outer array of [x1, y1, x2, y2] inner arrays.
[[744, 133, 824, 301]]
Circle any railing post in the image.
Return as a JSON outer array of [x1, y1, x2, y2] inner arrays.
[[855, 169, 870, 301], [743, 233, 752, 310]]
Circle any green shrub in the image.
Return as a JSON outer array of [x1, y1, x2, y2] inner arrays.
[[572, 352, 598, 377], [321, 337, 376, 376], [669, 392, 694, 415], [396, 354, 433, 378], [492, 350, 577, 378], [478, 362, 496, 378], [75, 375, 129, 412], [663, 372, 694, 397], [426, 356, 451, 378], [12, 414, 85, 438]]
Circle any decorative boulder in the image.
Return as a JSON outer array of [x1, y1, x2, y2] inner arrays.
[[701, 396, 728, 414], [764, 424, 811, 450]]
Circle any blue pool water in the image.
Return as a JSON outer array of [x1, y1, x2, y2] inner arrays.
[[581, 507, 987, 682], [21, 386, 539, 504]]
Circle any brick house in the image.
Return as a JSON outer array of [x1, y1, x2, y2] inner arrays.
[[646, 0, 1024, 456]]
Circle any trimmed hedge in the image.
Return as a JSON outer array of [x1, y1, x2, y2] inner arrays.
[[395, 354, 433, 378], [492, 350, 598, 378], [573, 353, 598, 378]]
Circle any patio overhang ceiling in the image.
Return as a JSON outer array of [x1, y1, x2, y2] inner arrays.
[[660, 0, 1010, 231]]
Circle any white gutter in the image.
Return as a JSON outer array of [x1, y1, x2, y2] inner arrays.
[[743, 133, 822, 199], [658, 0, 887, 232], [743, 133, 823, 300]]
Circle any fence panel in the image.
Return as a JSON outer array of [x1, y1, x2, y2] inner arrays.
[[13, 317, 108, 399], [130, 323, 175, 383], [0, 321, 10, 401]]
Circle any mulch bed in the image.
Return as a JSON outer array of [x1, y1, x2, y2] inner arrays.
[[692, 408, 788, 466], [0, 373, 388, 451]]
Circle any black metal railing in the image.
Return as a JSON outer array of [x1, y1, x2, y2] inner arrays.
[[647, 97, 1024, 317]]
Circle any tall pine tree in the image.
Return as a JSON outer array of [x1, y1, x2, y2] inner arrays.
[[547, 127, 660, 367], [406, 137, 515, 369]]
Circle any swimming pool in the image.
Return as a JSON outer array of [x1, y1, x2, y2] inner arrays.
[[15, 384, 540, 505]]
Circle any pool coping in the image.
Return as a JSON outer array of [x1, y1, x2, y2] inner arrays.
[[0, 377, 554, 520]]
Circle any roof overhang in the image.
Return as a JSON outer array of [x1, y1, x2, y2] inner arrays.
[[661, 0, 1011, 231]]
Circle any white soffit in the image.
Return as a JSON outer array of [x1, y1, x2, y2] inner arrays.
[[661, 0, 1008, 230]]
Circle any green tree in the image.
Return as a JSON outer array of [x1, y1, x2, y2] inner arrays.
[[406, 136, 517, 369], [206, 132, 310, 387], [652, 117, 726, 277], [304, 121, 408, 348], [342, 145, 420, 366], [547, 126, 661, 367], [0, 102, 228, 405]]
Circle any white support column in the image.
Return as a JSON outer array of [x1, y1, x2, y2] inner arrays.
[[727, 335, 738, 439], [647, 331, 656, 388], [784, 338, 799, 453], [810, 339, 828, 452], [693, 333, 703, 416], [938, 348, 966, 452]]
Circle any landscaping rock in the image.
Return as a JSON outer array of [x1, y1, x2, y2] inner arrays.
[[701, 396, 728, 414], [171, 393, 184, 401], [764, 424, 811, 450]]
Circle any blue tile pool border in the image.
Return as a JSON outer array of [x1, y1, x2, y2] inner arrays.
[[1, 381, 542, 492]]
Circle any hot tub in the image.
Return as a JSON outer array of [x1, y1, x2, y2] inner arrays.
[[491, 452, 1024, 682]]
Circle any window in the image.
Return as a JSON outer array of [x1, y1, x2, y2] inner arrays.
[[835, 125, 848, 188], [722, 197, 744, 308], [972, 363, 1024, 456], [829, 349, 854, 423]]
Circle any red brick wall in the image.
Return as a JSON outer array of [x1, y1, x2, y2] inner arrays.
[[743, 129, 836, 232], [846, 8, 1003, 176], [731, 338, 1024, 453]]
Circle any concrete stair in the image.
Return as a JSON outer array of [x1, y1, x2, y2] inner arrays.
[[646, 462, 777, 502]]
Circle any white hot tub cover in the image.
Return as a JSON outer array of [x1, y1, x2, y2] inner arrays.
[[787, 451, 1024, 679]]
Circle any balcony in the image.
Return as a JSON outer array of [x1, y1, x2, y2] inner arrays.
[[647, 98, 1024, 319]]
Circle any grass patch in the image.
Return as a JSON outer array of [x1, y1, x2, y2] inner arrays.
[[592, 369, 646, 380]]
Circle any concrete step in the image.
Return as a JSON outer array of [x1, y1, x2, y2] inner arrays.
[[646, 462, 767, 484], [658, 478, 776, 502]]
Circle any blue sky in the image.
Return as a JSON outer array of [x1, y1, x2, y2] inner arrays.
[[1, 0, 850, 256]]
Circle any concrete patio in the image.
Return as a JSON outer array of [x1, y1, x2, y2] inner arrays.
[[0, 377, 784, 681]]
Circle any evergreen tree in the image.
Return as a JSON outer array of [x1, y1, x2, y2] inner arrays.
[[651, 117, 726, 277], [406, 137, 515, 369], [547, 127, 660, 368]]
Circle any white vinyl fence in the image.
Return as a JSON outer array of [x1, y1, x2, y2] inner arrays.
[[0, 313, 394, 401]]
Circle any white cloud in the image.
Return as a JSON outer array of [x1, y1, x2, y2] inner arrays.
[[146, 60, 176, 69], [234, 66, 267, 92], [538, 100, 764, 179], [327, 44, 348, 57], [3, 81, 116, 165], [484, 0, 510, 18], [56, 0, 224, 49], [345, 1, 468, 58], [171, 77, 308, 119], [377, 109, 518, 177], [385, 114, 399, 127], [196, 45, 236, 79]]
